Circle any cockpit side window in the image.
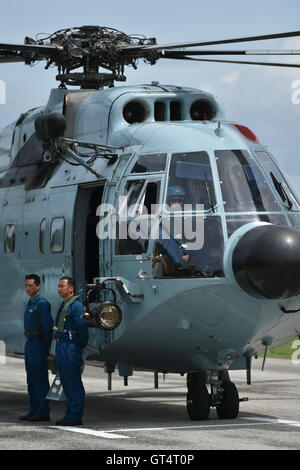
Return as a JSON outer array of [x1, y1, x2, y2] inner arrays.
[[118, 180, 145, 217], [137, 181, 160, 215], [118, 179, 161, 217], [131, 153, 167, 174], [215, 150, 280, 213], [152, 216, 224, 278], [255, 150, 300, 211], [115, 178, 161, 255], [166, 151, 216, 211]]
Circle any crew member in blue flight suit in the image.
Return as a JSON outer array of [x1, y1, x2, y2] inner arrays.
[[54, 276, 88, 427], [21, 274, 53, 422]]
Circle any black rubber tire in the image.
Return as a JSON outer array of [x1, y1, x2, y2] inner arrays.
[[216, 381, 239, 419], [186, 383, 210, 421]]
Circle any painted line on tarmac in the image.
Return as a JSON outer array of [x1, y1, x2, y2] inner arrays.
[[50, 426, 130, 439], [244, 417, 300, 427], [105, 420, 285, 434], [50, 417, 296, 440]]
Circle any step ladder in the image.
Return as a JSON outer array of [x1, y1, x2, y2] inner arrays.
[[47, 371, 66, 401]]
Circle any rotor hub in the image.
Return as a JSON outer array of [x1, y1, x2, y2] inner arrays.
[[25, 26, 158, 88]]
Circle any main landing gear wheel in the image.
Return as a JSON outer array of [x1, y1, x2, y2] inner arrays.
[[216, 381, 239, 419], [186, 373, 210, 421]]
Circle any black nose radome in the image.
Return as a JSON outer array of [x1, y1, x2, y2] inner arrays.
[[232, 225, 300, 300]]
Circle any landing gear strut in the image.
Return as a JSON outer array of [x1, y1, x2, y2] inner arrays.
[[186, 370, 240, 421]]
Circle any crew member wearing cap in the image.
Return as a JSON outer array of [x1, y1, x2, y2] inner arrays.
[[54, 276, 88, 427]]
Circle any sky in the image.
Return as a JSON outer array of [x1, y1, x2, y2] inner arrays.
[[0, 0, 299, 188]]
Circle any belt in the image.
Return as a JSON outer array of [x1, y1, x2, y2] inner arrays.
[[54, 329, 77, 342], [24, 333, 43, 342], [53, 327, 76, 334]]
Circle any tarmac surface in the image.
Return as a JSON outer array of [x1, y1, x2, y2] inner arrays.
[[1, 354, 300, 452]]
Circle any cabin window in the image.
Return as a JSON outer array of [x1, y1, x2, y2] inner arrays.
[[50, 217, 65, 253], [39, 218, 46, 254], [4, 224, 15, 253], [166, 151, 216, 211], [215, 150, 281, 213], [131, 153, 167, 174]]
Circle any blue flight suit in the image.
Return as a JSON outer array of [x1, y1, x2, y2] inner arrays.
[[157, 226, 188, 265], [54, 297, 88, 422], [24, 294, 53, 417]]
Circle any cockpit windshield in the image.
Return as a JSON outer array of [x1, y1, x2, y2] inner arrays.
[[166, 151, 216, 212], [215, 150, 280, 212]]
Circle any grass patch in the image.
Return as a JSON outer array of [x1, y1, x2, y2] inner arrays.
[[259, 338, 298, 360]]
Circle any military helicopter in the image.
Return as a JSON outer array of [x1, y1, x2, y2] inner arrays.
[[1, 25, 300, 421]]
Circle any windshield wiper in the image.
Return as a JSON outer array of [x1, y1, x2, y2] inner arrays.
[[270, 172, 293, 210], [204, 173, 216, 213]]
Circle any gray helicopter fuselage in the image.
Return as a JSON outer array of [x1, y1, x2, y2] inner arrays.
[[1, 83, 300, 374]]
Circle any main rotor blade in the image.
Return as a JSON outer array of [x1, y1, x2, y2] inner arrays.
[[160, 55, 300, 68], [0, 42, 62, 57], [121, 30, 300, 53], [0, 55, 24, 63], [163, 49, 300, 57]]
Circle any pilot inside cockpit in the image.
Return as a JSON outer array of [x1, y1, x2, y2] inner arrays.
[[153, 185, 190, 276], [167, 184, 187, 212]]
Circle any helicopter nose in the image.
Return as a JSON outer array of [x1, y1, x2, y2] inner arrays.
[[232, 224, 300, 300]]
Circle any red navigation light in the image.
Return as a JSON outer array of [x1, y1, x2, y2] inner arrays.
[[232, 123, 258, 143]]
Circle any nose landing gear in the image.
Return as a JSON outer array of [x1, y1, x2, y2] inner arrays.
[[186, 371, 242, 421], [186, 372, 210, 421], [215, 380, 239, 419]]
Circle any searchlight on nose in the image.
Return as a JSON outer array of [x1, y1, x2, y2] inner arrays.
[[232, 225, 300, 300]]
